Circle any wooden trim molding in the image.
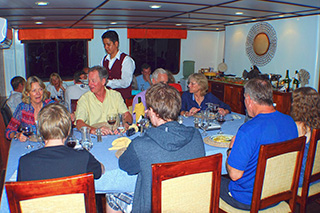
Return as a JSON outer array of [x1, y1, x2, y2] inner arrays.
[[18, 29, 94, 41], [127, 29, 187, 39]]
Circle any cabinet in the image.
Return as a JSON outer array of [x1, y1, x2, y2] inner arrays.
[[210, 81, 224, 101], [208, 80, 292, 115], [273, 91, 292, 115], [224, 84, 245, 114]]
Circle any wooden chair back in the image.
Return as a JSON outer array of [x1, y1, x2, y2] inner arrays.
[[5, 173, 96, 213], [297, 128, 320, 213], [0, 99, 13, 127], [219, 136, 306, 213], [250, 136, 305, 212], [152, 154, 222, 213]]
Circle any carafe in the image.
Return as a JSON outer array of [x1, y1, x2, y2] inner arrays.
[[80, 126, 93, 150]]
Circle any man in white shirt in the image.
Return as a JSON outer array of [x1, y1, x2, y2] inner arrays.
[[7, 76, 26, 113], [101, 30, 135, 100], [64, 70, 89, 112]]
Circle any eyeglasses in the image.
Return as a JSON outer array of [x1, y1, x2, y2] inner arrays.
[[188, 81, 197, 86]]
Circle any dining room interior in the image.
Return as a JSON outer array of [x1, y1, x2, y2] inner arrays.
[[0, 0, 320, 212]]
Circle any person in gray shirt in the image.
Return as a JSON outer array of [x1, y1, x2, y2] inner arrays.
[[7, 76, 26, 113]]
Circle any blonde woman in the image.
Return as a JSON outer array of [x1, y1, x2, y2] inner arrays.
[[181, 73, 231, 116], [5, 76, 54, 141], [47, 72, 67, 101]]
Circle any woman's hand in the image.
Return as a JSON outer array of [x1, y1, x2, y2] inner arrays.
[[187, 107, 200, 116], [218, 108, 229, 116], [17, 132, 28, 142]]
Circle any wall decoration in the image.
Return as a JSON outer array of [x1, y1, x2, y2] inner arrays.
[[246, 22, 277, 66]]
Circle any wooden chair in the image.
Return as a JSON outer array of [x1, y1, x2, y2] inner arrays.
[[0, 99, 12, 127], [5, 173, 97, 213], [0, 108, 11, 166], [296, 128, 320, 213], [0, 110, 11, 204], [219, 136, 306, 213], [152, 154, 222, 213]]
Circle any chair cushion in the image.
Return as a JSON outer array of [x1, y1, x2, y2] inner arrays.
[[20, 193, 86, 213], [219, 198, 291, 212], [297, 181, 320, 197]]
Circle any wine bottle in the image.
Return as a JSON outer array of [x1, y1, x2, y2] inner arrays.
[[283, 70, 291, 92], [292, 70, 300, 91]]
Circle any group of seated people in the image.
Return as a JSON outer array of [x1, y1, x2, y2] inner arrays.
[[3, 64, 320, 212]]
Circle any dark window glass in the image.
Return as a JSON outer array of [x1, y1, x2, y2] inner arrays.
[[130, 39, 180, 75], [25, 40, 88, 80]]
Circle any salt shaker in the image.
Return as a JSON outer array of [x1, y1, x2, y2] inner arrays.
[[96, 128, 102, 142]]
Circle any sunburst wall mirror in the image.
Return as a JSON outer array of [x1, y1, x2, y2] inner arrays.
[[246, 22, 277, 66]]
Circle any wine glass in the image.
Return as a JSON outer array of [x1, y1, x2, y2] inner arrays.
[[107, 114, 117, 132], [19, 124, 34, 149], [216, 113, 226, 134], [201, 119, 209, 136]]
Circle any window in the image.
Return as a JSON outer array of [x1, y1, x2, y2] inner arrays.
[[130, 39, 180, 75], [24, 40, 88, 80]]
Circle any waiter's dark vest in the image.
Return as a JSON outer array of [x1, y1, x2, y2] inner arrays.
[[103, 53, 132, 99]]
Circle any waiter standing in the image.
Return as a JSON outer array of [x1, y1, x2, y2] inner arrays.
[[101, 30, 135, 99]]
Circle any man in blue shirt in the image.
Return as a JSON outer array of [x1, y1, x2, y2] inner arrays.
[[220, 78, 298, 210], [135, 63, 152, 91]]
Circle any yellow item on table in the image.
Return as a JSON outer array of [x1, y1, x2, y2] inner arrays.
[[109, 137, 132, 150], [133, 102, 145, 123]]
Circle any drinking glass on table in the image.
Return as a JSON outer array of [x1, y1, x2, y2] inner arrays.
[[201, 118, 209, 136], [216, 113, 226, 134], [117, 114, 125, 137], [18, 123, 34, 149], [107, 114, 117, 132]]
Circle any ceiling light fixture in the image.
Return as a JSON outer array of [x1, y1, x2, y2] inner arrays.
[[176, 23, 182, 26], [35, 21, 43, 25], [110, 22, 117, 25], [252, 18, 256, 21], [279, 15, 284, 17], [216, 28, 219, 30], [229, 22, 234, 24], [150, 5, 161, 9], [235, 12, 243, 15], [35, 1, 49, 6]]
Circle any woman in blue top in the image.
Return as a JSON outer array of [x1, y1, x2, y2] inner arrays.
[[291, 87, 320, 186], [180, 73, 231, 117]]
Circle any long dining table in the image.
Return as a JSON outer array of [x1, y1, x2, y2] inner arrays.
[[0, 113, 244, 212]]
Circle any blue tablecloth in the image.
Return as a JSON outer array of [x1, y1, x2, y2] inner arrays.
[[0, 113, 244, 212]]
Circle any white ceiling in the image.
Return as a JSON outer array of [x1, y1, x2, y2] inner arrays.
[[1, 0, 320, 31]]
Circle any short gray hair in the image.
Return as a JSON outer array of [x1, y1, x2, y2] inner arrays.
[[244, 78, 273, 106], [151, 68, 167, 81], [88, 66, 109, 83]]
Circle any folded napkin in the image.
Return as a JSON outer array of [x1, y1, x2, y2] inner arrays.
[[109, 137, 132, 150]]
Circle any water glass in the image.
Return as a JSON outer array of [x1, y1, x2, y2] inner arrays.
[[194, 117, 200, 128]]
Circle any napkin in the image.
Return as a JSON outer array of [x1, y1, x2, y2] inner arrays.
[[109, 137, 132, 150]]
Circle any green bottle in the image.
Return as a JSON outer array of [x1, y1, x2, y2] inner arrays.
[[292, 70, 300, 91], [283, 70, 291, 92]]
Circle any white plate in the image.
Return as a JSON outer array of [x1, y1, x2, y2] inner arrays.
[[210, 134, 233, 143]]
